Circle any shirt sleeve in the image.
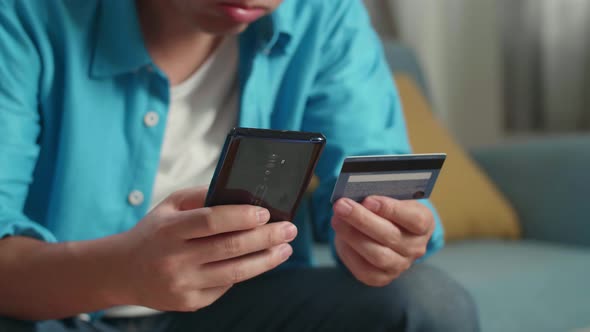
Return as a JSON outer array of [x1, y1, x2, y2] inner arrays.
[[300, 0, 444, 259], [0, 2, 57, 242]]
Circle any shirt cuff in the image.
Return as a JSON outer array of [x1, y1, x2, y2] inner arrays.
[[0, 215, 58, 243], [417, 199, 445, 260]]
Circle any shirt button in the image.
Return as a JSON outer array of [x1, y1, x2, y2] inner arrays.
[[78, 313, 91, 322], [128, 190, 144, 206], [144, 111, 159, 127]]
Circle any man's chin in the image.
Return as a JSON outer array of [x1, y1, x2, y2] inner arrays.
[[197, 21, 251, 36], [217, 24, 250, 35]]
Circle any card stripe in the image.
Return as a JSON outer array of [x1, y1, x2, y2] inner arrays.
[[341, 158, 445, 173], [348, 172, 432, 182]]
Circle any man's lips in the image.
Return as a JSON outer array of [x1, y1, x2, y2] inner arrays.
[[218, 3, 267, 24]]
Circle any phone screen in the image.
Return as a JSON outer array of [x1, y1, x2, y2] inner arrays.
[[206, 128, 325, 222], [226, 138, 315, 212]]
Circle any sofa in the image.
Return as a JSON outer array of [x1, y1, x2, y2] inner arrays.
[[313, 41, 590, 332]]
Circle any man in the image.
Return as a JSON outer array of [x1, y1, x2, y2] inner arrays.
[[0, 0, 479, 331]]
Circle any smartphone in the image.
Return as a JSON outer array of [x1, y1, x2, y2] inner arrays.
[[205, 127, 326, 222]]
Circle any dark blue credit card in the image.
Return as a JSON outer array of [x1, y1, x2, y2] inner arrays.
[[330, 153, 446, 203]]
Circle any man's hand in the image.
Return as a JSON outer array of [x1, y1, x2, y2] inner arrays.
[[331, 196, 434, 287], [112, 187, 297, 312]]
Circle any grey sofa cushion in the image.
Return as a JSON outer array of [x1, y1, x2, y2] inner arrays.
[[429, 240, 590, 332], [472, 135, 590, 247]]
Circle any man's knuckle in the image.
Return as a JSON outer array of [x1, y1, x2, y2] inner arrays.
[[386, 258, 405, 275], [245, 206, 261, 226], [354, 271, 373, 286], [360, 275, 374, 286], [399, 259, 412, 273], [350, 203, 363, 220], [354, 212, 370, 230], [415, 210, 432, 234], [367, 274, 390, 287], [152, 220, 169, 237], [201, 209, 217, 233], [268, 228, 280, 246], [404, 262, 412, 274], [395, 260, 407, 273], [167, 280, 183, 297], [268, 248, 284, 269], [369, 197, 383, 214], [229, 264, 247, 283], [394, 242, 412, 258], [164, 274, 189, 301], [413, 246, 427, 259], [221, 235, 242, 256], [164, 192, 180, 205], [373, 248, 393, 270], [387, 228, 402, 249], [167, 189, 188, 207], [385, 201, 400, 220], [377, 275, 393, 287], [191, 248, 207, 264], [177, 294, 202, 312], [199, 295, 217, 310]]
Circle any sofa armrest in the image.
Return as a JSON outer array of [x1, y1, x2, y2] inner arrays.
[[471, 135, 590, 247]]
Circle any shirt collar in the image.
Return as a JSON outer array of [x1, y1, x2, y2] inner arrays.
[[90, 1, 295, 78], [90, 1, 153, 78], [253, 2, 295, 55]]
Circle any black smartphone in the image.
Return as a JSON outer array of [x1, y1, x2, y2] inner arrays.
[[205, 127, 326, 222]]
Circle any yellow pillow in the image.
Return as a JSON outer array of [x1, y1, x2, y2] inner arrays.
[[395, 74, 521, 242]]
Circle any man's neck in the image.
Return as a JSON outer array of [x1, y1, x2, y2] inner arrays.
[[136, 1, 223, 86]]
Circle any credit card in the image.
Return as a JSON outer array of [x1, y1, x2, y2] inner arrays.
[[330, 153, 446, 203]]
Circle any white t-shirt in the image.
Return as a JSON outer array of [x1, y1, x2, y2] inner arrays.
[[150, 37, 239, 208], [103, 36, 238, 318]]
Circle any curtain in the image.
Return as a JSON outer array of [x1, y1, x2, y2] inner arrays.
[[501, 0, 590, 132], [364, 0, 590, 145], [365, 0, 504, 147]]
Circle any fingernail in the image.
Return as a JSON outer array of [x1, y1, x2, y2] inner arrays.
[[256, 208, 270, 224], [279, 244, 293, 260], [334, 198, 353, 216], [283, 224, 298, 241], [364, 197, 381, 213]]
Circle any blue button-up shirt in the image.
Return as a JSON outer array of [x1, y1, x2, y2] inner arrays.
[[0, 0, 444, 266]]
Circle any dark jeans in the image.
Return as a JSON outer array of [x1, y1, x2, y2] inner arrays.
[[1, 264, 479, 332]]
